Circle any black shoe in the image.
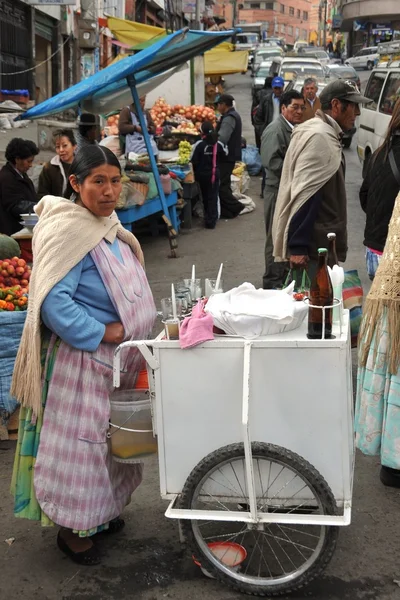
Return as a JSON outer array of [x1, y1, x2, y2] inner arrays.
[[57, 531, 101, 565], [380, 465, 400, 488]]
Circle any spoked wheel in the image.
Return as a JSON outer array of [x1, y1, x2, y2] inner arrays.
[[180, 443, 338, 596]]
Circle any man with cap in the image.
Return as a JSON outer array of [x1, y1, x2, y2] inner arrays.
[[272, 80, 371, 275], [216, 94, 245, 219], [254, 76, 285, 145]]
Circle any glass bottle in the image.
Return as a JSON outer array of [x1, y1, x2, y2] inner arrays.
[[327, 232, 339, 267], [307, 248, 334, 339]]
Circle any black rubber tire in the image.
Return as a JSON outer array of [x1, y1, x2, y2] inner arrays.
[[179, 442, 339, 597], [367, 61, 373, 70], [342, 136, 352, 149]]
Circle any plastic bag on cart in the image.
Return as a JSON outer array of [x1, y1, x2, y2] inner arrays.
[[205, 282, 308, 338]]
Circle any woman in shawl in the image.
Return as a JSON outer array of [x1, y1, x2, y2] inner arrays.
[[355, 190, 400, 487], [11, 146, 156, 565]]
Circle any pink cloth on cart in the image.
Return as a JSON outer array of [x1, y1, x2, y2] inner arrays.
[[179, 299, 214, 349]]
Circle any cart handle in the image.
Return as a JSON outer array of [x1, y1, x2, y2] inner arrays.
[[113, 340, 159, 388]]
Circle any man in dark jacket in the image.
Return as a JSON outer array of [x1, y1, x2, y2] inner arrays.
[[0, 138, 39, 236], [254, 76, 284, 145], [261, 90, 305, 288], [216, 94, 245, 219]]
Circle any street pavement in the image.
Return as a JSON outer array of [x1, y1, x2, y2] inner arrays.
[[1, 70, 399, 600]]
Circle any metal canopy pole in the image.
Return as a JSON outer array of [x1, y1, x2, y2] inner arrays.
[[126, 73, 178, 258]]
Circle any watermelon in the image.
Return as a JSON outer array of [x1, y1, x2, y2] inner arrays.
[[0, 235, 21, 260]]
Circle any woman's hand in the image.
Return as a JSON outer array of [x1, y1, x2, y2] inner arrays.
[[102, 322, 125, 344], [135, 125, 143, 134]]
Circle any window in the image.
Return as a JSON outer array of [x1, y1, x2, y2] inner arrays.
[[250, 2, 260, 7], [289, 6, 294, 16], [379, 72, 400, 115], [280, 3, 285, 13], [365, 72, 386, 111], [295, 27, 299, 38], [265, 2, 274, 7], [303, 11, 308, 20], [302, 29, 307, 40], [297, 9, 300, 17], [288, 25, 293, 36], [281, 24, 285, 33]]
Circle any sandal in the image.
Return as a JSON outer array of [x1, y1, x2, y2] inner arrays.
[[95, 517, 125, 536], [57, 532, 101, 566]]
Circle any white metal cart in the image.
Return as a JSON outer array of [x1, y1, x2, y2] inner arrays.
[[113, 311, 354, 596]]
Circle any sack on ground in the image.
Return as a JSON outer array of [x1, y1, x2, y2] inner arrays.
[[242, 144, 262, 176], [234, 192, 256, 215]]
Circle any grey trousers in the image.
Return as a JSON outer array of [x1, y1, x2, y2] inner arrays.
[[263, 188, 289, 289]]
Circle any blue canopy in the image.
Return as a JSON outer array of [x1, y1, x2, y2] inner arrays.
[[20, 28, 237, 120]]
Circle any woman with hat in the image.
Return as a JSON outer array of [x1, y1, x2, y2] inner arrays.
[[118, 96, 158, 157], [11, 145, 156, 565], [355, 190, 400, 487], [76, 113, 99, 151]]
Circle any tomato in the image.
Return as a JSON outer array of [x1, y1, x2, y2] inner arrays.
[[293, 292, 305, 301]]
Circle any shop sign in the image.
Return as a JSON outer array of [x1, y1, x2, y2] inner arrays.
[[332, 15, 343, 29], [183, 0, 205, 14], [372, 24, 392, 35], [353, 21, 367, 32]]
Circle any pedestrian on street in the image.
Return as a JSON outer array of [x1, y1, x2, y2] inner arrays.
[[37, 129, 77, 200], [251, 76, 273, 124], [76, 113, 99, 151], [191, 121, 228, 229], [302, 78, 321, 121], [254, 76, 285, 198], [0, 138, 39, 236], [356, 190, 400, 488], [261, 90, 305, 289], [216, 94, 245, 219], [11, 145, 156, 566], [118, 96, 158, 157], [272, 80, 371, 276], [253, 76, 284, 148], [359, 98, 400, 280]]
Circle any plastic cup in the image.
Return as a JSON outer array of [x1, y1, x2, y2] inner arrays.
[[163, 318, 180, 340], [205, 278, 224, 297], [160, 297, 182, 320], [183, 278, 202, 300]]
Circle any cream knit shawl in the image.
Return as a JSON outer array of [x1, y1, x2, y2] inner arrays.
[[11, 195, 144, 417], [359, 192, 400, 375], [272, 110, 343, 261]]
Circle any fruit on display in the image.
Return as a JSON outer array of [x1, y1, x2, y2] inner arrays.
[[177, 140, 192, 165], [171, 122, 199, 135], [0, 235, 21, 260], [0, 286, 28, 311], [0, 257, 31, 290], [150, 98, 216, 129]]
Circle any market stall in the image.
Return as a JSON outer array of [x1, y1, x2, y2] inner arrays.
[[17, 27, 238, 257]]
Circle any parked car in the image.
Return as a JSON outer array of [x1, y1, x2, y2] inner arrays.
[[357, 67, 400, 175], [325, 64, 361, 89], [346, 46, 378, 71], [293, 40, 309, 53], [251, 47, 284, 76], [252, 61, 274, 98], [274, 57, 325, 83]]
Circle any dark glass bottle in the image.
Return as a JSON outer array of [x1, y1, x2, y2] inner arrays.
[[327, 232, 339, 267], [307, 248, 334, 339]]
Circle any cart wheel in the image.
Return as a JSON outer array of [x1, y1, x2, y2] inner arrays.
[[179, 442, 338, 597]]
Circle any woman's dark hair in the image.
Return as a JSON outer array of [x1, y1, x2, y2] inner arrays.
[[70, 145, 121, 184], [53, 129, 76, 146], [5, 138, 39, 164], [201, 120, 217, 144]]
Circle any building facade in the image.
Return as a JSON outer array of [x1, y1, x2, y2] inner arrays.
[[236, 0, 313, 46], [337, 0, 400, 54]]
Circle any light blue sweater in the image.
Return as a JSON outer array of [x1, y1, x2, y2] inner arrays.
[[41, 239, 123, 352]]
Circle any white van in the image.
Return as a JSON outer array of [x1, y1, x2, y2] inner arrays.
[[357, 66, 400, 175]]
